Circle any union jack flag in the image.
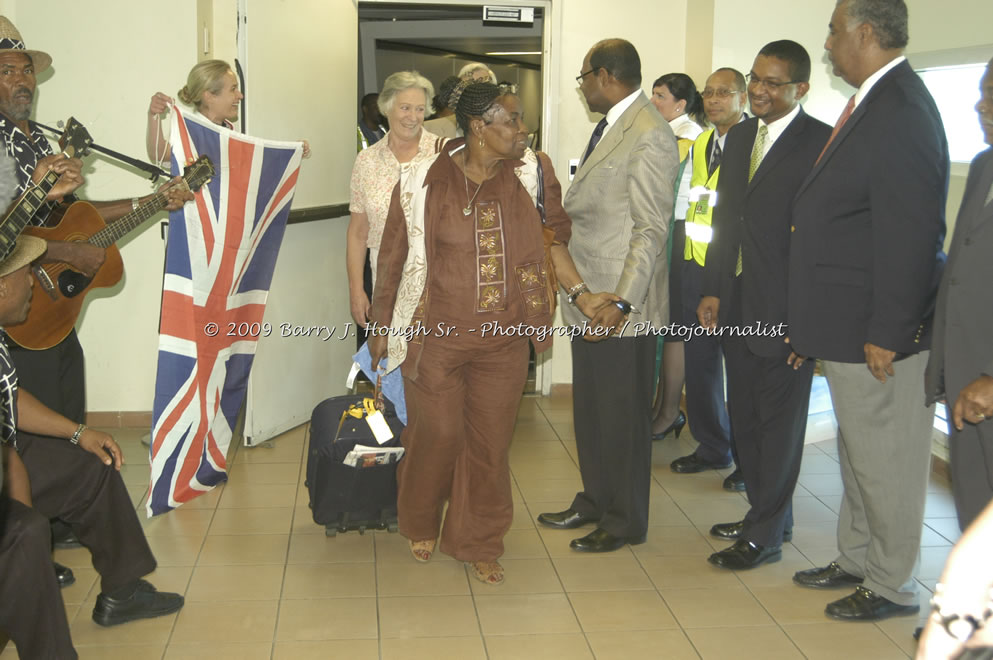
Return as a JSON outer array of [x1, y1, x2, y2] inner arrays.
[[147, 106, 302, 516]]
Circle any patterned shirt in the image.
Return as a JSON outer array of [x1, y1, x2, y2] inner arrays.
[[0, 332, 18, 448], [0, 114, 67, 225], [349, 128, 439, 251]]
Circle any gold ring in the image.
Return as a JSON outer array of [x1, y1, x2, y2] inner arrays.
[[978, 413, 987, 420]]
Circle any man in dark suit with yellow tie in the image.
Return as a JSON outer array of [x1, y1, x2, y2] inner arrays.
[[697, 40, 831, 571], [789, 0, 948, 621]]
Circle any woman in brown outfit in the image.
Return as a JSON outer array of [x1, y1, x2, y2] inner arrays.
[[368, 81, 612, 584]]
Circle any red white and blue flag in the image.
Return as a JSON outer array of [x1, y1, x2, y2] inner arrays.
[[148, 106, 302, 516]]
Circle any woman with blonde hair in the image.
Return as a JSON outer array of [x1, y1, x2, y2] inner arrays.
[[145, 59, 310, 164]]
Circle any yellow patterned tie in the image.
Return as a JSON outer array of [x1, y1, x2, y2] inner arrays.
[[737, 125, 769, 276]]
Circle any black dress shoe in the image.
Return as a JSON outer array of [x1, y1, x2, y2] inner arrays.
[[793, 562, 864, 589], [537, 508, 595, 530], [709, 520, 792, 542], [722, 469, 746, 492], [913, 626, 922, 641], [825, 586, 920, 621], [54, 562, 75, 588], [652, 411, 686, 440], [708, 539, 782, 570], [569, 527, 645, 553], [92, 579, 185, 627], [670, 453, 733, 473]]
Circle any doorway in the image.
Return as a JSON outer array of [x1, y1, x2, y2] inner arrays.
[[357, 1, 557, 394]]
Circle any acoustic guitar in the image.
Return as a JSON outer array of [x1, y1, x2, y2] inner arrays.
[[0, 117, 93, 261], [8, 155, 215, 350]]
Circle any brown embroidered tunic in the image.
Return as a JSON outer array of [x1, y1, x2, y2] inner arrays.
[[371, 142, 570, 378]]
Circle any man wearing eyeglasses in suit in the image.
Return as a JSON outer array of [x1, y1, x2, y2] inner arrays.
[[538, 38, 679, 553], [669, 68, 748, 490]]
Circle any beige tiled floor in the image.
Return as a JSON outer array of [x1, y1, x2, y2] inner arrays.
[[2, 394, 959, 659]]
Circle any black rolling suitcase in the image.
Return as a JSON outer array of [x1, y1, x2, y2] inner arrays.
[[305, 392, 405, 536]]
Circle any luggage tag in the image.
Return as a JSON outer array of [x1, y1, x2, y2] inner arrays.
[[365, 410, 394, 445], [346, 361, 361, 389]]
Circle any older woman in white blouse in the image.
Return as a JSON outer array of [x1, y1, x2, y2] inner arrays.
[[347, 71, 439, 327]]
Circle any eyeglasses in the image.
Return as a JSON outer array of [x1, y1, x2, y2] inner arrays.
[[701, 88, 742, 99], [745, 73, 800, 90], [575, 68, 598, 84]]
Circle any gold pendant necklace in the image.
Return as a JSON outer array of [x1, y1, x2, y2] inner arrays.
[[462, 153, 483, 216]]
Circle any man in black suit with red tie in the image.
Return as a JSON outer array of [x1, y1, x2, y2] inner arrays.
[[696, 40, 831, 570], [789, 0, 948, 622]]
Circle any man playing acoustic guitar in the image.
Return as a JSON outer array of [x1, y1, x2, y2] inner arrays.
[[0, 16, 191, 626]]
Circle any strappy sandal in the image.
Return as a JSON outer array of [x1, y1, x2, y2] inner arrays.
[[467, 560, 505, 586], [409, 539, 436, 563]]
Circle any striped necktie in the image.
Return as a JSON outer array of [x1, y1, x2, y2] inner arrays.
[[816, 95, 856, 165], [736, 125, 769, 276], [581, 118, 608, 165]]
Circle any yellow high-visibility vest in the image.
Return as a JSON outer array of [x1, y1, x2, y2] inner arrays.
[[684, 129, 721, 266]]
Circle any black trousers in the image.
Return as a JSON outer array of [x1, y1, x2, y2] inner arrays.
[[723, 279, 813, 546], [945, 386, 993, 530], [18, 435, 157, 594], [570, 334, 654, 538], [681, 261, 735, 464], [0, 497, 76, 659]]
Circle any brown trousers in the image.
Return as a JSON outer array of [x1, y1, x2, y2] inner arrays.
[[398, 334, 528, 561], [0, 497, 77, 659]]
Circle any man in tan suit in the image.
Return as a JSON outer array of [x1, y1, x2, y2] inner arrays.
[[538, 38, 679, 552]]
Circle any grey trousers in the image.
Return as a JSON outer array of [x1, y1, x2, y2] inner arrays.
[[823, 352, 934, 606]]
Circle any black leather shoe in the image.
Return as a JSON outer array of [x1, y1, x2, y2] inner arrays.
[[54, 562, 75, 588], [709, 520, 792, 543], [652, 411, 686, 440], [913, 626, 922, 641], [537, 508, 596, 530], [825, 586, 920, 621], [92, 579, 184, 627], [670, 453, 733, 473], [708, 539, 782, 570], [569, 527, 645, 553], [793, 562, 864, 589], [722, 469, 746, 492]]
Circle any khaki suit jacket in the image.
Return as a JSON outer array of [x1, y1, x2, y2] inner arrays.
[[562, 92, 679, 336]]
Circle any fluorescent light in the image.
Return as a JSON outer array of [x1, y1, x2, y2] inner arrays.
[[485, 51, 541, 56]]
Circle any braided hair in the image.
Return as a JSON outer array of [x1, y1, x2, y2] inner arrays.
[[449, 80, 503, 137]]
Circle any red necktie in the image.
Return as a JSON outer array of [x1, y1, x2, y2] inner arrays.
[[815, 95, 856, 165]]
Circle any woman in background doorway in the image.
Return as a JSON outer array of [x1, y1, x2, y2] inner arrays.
[[346, 71, 440, 328], [648, 72, 706, 441]]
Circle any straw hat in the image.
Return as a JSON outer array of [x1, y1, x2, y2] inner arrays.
[[0, 16, 51, 73], [0, 236, 46, 278]]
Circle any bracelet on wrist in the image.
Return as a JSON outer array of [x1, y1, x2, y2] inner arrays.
[[69, 423, 86, 445], [567, 283, 589, 305], [929, 583, 993, 642]]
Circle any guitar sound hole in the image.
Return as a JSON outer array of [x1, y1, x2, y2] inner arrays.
[[57, 270, 92, 298]]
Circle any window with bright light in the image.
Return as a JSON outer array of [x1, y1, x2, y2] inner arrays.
[[917, 63, 988, 163]]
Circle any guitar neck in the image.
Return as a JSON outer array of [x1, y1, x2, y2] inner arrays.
[[89, 191, 169, 248], [0, 167, 62, 255]]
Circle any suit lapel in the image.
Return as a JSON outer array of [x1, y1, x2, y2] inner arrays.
[[966, 152, 993, 230], [573, 93, 648, 184], [748, 112, 805, 192], [796, 61, 910, 199]]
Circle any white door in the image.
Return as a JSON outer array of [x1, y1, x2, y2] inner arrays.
[[240, 0, 359, 444]]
